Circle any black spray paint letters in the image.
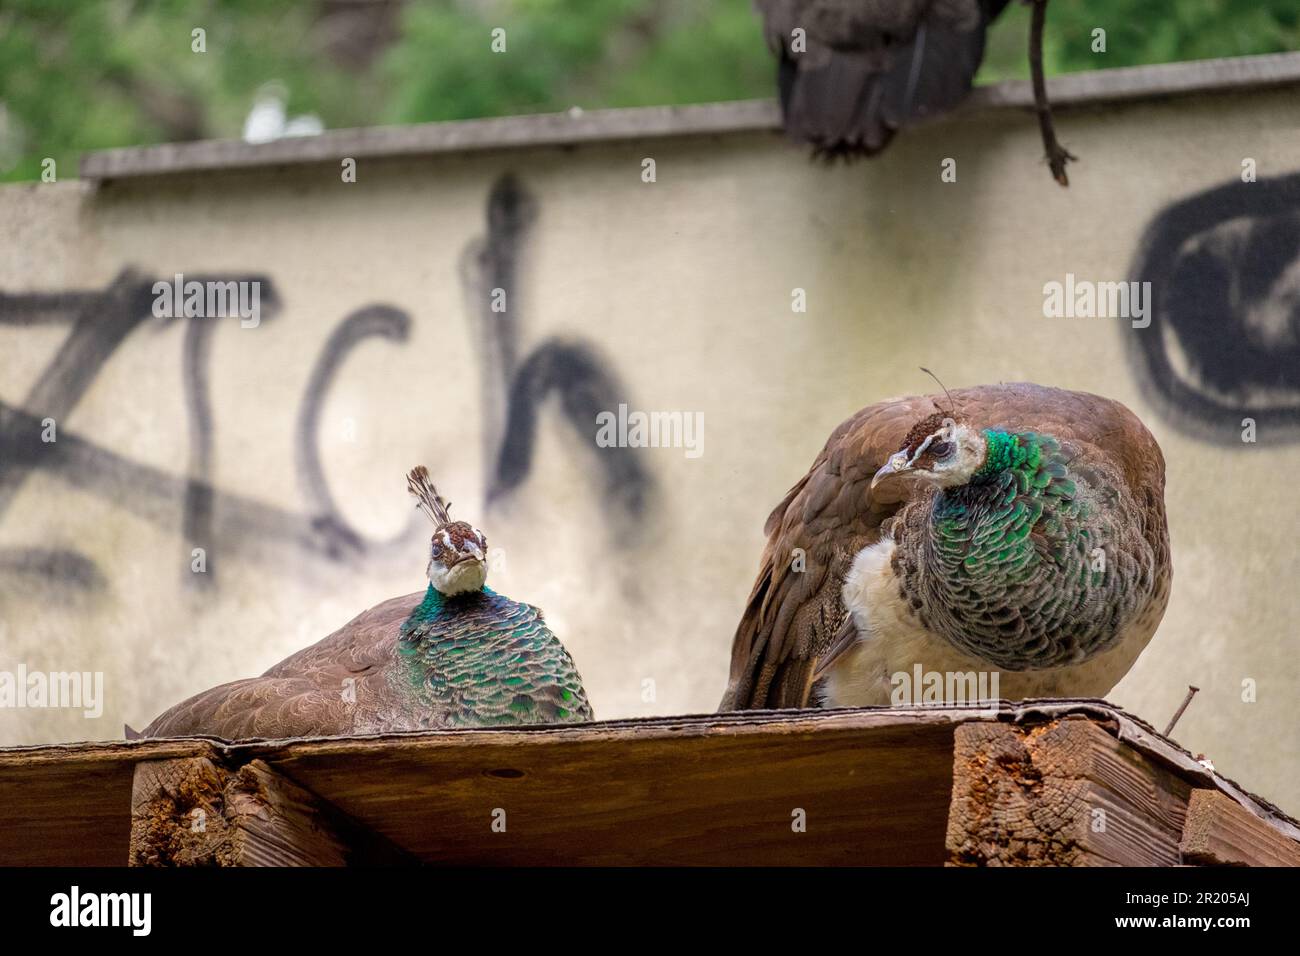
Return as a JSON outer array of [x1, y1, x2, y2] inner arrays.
[[460, 174, 654, 534], [0, 174, 652, 598], [0, 273, 418, 594], [1126, 173, 1300, 445]]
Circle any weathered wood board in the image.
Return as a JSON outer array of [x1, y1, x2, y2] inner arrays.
[[255, 711, 960, 866], [0, 738, 208, 866], [1, 703, 1295, 867]]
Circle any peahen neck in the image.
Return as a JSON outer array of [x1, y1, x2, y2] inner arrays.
[[401, 583, 492, 640], [970, 428, 1039, 483], [896, 426, 1122, 669], [928, 429, 1053, 571]]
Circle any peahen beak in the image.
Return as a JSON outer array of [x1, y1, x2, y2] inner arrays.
[[871, 453, 912, 490]]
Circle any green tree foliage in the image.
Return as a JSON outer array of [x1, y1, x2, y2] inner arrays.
[[0, 0, 364, 181], [980, 0, 1300, 81], [1, 0, 1295, 182]]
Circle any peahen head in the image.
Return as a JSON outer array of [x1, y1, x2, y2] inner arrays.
[[406, 466, 488, 596], [871, 412, 989, 490]]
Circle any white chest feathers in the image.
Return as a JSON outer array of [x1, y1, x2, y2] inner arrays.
[[818, 537, 1154, 708], [819, 538, 961, 708]]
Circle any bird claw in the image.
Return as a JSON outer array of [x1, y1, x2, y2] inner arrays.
[[1046, 144, 1076, 187]]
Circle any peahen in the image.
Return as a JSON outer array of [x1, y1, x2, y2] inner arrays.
[[136, 466, 593, 738], [755, 0, 1075, 184], [720, 383, 1171, 710]]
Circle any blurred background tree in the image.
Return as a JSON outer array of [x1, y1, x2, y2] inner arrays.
[[1, 0, 1296, 181]]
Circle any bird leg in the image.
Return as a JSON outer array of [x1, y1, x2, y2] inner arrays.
[[1027, 0, 1074, 186]]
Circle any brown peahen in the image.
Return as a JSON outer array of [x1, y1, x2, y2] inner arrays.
[[720, 383, 1171, 710], [136, 467, 593, 739]]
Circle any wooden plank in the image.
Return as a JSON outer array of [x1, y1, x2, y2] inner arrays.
[[4, 705, 1297, 866], [128, 756, 412, 866], [261, 714, 961, 865], [1180, 788, 1300, 867], [0, 739, 210, 866], [0, 709, 978, 866], [946, 717, 1192, 866]]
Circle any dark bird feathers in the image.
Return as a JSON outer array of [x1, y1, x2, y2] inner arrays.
[[757, 0, 1011, 157]]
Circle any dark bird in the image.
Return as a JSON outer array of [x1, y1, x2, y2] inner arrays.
[[756, 0, 1075, 184], [137, 466, 593, 739], [720, 383, 1170, 710]]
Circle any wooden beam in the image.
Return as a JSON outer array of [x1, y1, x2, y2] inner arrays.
[[1180, 788, 1300, 867], [257, 711, 961, 865], [129, 756, 408, 866], [0, 738, 209, 865], [946, 717, 1192, 866], [4, 704, 1296, 866]]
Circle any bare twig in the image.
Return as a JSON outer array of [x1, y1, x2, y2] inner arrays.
[[1028, 0, 1075, 186], [1163, 685, 1200, 737]]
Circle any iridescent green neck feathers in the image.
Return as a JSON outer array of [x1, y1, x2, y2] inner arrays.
[[893, 427, 1147, 671]]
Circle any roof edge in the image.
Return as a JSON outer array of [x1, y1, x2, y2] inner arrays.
[[77, 51, 1300, 182]]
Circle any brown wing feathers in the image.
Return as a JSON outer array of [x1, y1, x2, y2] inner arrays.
[[140, 677, 351, 740], [140, 591, 423, 739], [722, 395, 927, 709]]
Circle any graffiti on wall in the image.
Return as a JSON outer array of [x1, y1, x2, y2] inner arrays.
[[1127, 173, 1300, 445], [0, 269, 394, 594], [460, 175, 653, 530], [0, 174, 652, 600]]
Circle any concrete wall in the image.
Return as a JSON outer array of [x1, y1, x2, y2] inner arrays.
[[2, 60, 1298, 805]]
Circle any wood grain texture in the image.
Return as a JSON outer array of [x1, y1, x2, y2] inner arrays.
[[264, 712, 961, 865], [947, 717, 1194, 866], [3, 704, 1297, 866], [1180, 788, 1300, 867], [129, 756, 354, 866], [0, 738, 210, 866], [129, 756, 411, 866]]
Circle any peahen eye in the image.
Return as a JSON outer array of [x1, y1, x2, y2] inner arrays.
[[930, 441, 953, 458]]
